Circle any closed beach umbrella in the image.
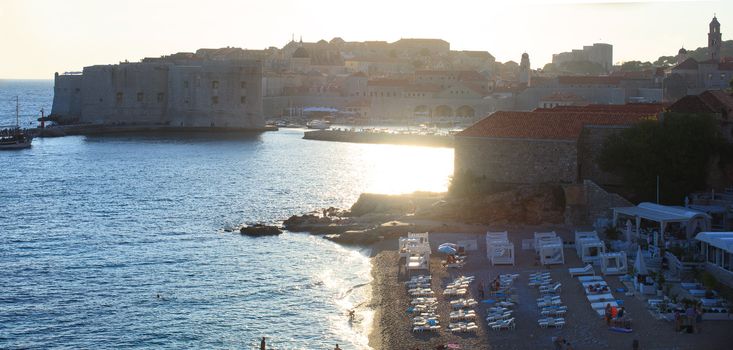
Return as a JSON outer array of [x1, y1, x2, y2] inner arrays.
[[634, 246, 649, 276], [438, 245, 457, 255], [625, 219, 633, 243]]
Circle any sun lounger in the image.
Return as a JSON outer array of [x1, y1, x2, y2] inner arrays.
[[413, 325, 441, 332], [581, 280, 607, 288], [587, 293, 614, 302], [538, 317, 565, 328], [443, 288, 468, 296], [591, 301, 618, 310], [578, 275, 603, 282], [490, 317, 515, 330], [569, 264, 595, 277]]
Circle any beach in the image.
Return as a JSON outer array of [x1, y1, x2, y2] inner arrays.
[[365, 224, 733, 350]]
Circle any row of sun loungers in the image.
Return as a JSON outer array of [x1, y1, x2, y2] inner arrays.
[[531, 271, 567, 328], [486, 273, 519, 331], [569, 267, 621, 316], [406, 274, 441, 332], [445, 275, 479, 333]]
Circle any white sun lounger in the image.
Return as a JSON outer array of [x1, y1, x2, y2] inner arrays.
[[578, 275, 603, 282], [591, 301, 618, 310], [581, 280, 607, 286], [587, 293, 615, 302], [569, 264, 595, 277]]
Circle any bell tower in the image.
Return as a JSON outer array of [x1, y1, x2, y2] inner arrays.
[[709, 15, 722, 62]]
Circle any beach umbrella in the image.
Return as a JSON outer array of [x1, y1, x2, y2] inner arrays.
[[634, 246, 649, 276], [439, 242, 458, 249], [438, 245, 457, 255]]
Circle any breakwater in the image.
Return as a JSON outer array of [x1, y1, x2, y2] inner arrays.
[[303, 129, 454, 148], [29, 124, 278, 137]]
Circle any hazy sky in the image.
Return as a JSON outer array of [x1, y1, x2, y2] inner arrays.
[[0, 0, 730, 79]]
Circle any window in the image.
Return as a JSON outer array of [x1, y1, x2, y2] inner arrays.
[[137, 92, 144, 102], [116, 92, 123, 104], [211, 96, 219, 104], [240, 96, 246, 104], [240, 81, 247, 88], [184, 80, 189, 88], [721, 73, 727, 80], [157, 93, 165, 103], [708, 73, 713, 80], [212, 80, 219, 89]]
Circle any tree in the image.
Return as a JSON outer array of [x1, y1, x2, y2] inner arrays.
[[598, 113, 724, 204], [654, 56, 677, 68], [619, 60, 653, 72]]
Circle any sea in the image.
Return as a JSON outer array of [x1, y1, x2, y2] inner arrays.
[[0, 80, 454, 349]]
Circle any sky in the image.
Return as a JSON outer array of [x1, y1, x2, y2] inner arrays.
[[0, 0, 730, 79]]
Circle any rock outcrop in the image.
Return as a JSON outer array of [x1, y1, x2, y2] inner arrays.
[[240, 224, 282, 237], [419, 184, 566, 225]]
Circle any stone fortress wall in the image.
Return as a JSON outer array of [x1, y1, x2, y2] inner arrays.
[[52, 60, 264, 129]]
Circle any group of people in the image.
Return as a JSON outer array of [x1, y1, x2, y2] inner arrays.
[[674, 304, 704, 333], [587, 283, 609, 294], [604, 303, 628, 327], [475, 277, 503, 299]]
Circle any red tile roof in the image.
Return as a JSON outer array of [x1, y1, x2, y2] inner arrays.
[[457, 110, 660, 141], [668, 90, 733, 115]]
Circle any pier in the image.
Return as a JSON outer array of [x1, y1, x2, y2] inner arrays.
[[303, 129, 454, 148]]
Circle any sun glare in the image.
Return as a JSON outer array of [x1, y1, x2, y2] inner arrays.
[[360, 145, 454, 195]]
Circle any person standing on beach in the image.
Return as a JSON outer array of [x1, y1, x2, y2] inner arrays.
[[260, 337, 266, 350], [605, 303, 612, 326], [334, 344, 341, 350]]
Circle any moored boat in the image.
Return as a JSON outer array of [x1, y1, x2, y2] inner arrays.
[[0, 97, 33, 150]]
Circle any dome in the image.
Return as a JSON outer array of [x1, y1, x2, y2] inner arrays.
[[521, 53, 529, 59], [317, 39, 328, 45], [678, 47, 687, 54], [330, 37, 345, 45], [292, 47, 310, 58]]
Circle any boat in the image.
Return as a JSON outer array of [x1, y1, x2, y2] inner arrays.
[[306, 120, 331, 130], [0, 97, 33, 150]]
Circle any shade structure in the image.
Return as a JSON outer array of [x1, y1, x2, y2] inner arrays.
[[634, 246, 649, 276]]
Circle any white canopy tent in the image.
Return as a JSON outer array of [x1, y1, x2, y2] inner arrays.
[[486, 231, 509, 258], [534, 231, 557, 253], [613, 202, 712, 245], [575, 231, 599, 256], [538, 237, 565, 265], [600, 252, 628, 275], [579, 239, 605, 265], [490, 242, 515, 266]]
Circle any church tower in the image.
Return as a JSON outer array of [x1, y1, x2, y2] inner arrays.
[[709, 15, 722, 62], [519, 53, 531, 87]]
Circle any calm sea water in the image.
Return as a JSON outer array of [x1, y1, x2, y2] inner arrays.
[[0, 80, 454, 349]]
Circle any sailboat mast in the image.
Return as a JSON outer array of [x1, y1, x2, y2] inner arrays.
[[16, 96, 20, 128]]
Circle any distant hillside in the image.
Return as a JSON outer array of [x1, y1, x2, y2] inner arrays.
[[655, 40, 733, 66]]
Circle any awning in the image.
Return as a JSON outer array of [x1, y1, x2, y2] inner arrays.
[[695, 232, 733, 253]]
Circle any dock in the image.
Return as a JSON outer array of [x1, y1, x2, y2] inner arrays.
[[303, 129, 454, 148]]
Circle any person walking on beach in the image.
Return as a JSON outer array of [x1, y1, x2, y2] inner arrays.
[[260, 337, 266, 350], [604, 303, 612, 326]]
